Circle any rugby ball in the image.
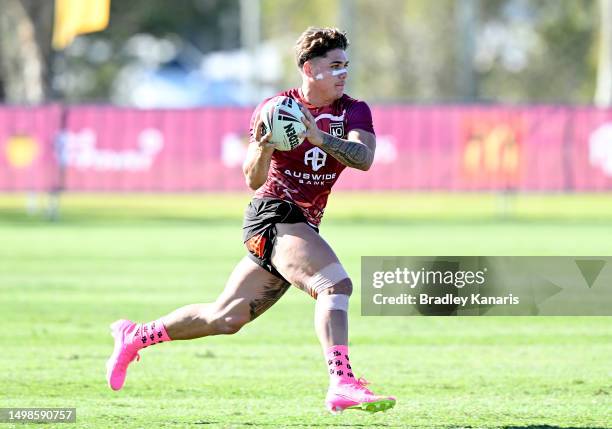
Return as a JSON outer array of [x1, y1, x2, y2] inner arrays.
[[260, 96, 306, 151]]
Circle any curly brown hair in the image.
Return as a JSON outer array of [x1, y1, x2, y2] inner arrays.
[[294, 27, 349, 68]]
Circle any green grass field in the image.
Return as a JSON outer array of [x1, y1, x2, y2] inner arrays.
[[1, 193, 611, 428]]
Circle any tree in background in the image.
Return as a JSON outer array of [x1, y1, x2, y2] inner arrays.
[[257, 0, 600, 103], [595, 0, 612, 106], [0, 0, 608, 105], [476, 0, 597, 103], [0, 0, 54, 103]]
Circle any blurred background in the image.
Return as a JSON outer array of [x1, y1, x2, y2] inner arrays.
[[0, 0, 611, 205], [2, 0, 611, 106]]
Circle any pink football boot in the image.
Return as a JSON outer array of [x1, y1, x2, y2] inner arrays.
[[105, 319, 141, 391], [326, 377, 396, 414]]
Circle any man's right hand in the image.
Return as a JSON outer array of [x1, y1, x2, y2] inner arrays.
[[254, 117, 275, 153], [243, 114, 276, 190]]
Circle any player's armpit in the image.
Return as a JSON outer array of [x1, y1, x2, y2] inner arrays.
[[320, 129, 376, 171]]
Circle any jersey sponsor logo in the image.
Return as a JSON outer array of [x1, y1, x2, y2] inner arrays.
[[283, 169, 336, 185], [304, 147, 327, 171], [330, 122, 345, 138]]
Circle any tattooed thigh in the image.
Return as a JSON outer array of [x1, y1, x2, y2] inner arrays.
[[214, 256, 291, 326], [248, 277, 291, 320]]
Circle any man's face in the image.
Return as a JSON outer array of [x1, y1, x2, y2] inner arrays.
[[307, 49, 349, 99]]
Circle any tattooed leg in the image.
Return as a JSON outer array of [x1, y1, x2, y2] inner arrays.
[[161, 256, 289, 340], [249, 277, 291, 320]]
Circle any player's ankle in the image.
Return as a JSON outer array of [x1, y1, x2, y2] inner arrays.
[[132, 320, 172, 348], [325, 344, 356, 385]]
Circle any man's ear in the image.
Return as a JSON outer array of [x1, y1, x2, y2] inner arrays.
[[302, 61, 314, 78]]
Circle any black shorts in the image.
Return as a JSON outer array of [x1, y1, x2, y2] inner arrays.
[[242, 198, 318, 279]]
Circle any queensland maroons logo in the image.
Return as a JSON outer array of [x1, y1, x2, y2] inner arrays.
[[304, 147, 327, 171]]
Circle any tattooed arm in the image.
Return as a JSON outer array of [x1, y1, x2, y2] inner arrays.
[[299, 106, 376, 171], [320, 129, 375, 171]]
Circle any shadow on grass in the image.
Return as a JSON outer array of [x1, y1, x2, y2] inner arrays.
[[193, 423, 398, 427], [190, 424, 611, 428], [503, 426, 611, 429]]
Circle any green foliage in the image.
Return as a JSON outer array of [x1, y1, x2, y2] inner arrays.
[[478, 0, 597, 103], [45, 0, 603, 104]]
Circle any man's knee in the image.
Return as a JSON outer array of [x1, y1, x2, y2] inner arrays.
[[319, 277, 353, 297], [306, 262, 352, 298], [315, 277, 352, 314]]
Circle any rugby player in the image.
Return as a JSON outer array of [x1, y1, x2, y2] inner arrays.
[[106, 27, 396, 414]]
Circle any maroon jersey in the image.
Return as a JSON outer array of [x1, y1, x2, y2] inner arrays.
[[249, 88, 375, 226]]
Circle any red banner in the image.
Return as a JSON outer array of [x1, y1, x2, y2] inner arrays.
[[1, 105, 611, 191]]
